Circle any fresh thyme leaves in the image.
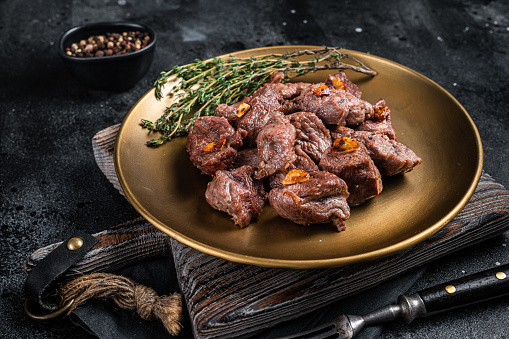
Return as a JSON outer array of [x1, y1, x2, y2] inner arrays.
[[140, 47, 377, 147]]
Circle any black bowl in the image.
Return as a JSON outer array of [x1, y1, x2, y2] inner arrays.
[[59, 22, 156, 92]]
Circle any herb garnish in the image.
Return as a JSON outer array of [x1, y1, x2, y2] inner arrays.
[[140, 47, 376, 147]]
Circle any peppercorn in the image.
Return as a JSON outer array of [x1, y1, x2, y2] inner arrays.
[[65, 31, 151, 58]]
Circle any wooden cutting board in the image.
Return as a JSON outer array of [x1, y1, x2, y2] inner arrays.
[[93, 124, 509, 338], [26, 124, 509, 339]]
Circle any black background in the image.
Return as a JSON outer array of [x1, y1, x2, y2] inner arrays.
[[1, 1, 508, 338]]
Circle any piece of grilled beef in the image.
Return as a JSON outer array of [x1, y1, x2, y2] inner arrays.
[[215, 72, 311, 143], [268, 170, 350, 230], [288, 111, 332, 163], [357, 99, 397, 141], [352, 132, 421, 176], [264, 72, 312, 99], [254, 115, 297, 179], [325, 72, 362, 98], [286, 83, 374, 126], [215, 97, 252, 124], [319, 141, 383, 206], [205, 165, 266, 228], [231, 147, 260, 170], [268, 145, 319, 189], [186, 116, 246, 175], [331, 126, 422, 176], [235, 84, 287, 147], [293, 145, 320, 172]]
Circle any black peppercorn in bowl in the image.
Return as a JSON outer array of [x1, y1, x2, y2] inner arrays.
[[59, 22, 156, 92]]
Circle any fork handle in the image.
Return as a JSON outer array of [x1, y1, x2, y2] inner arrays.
[[417, 263, 509, 315]]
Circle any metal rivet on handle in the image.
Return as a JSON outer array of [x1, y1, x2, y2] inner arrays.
[[445, 285, 456, 294], [67, 237, 84, 251], [496, 272, 507, 280]]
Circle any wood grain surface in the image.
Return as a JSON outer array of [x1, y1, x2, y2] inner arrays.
[[26, 124, 509, 339]]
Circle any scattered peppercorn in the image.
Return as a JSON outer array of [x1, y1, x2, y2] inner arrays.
[[65, 31, 151, 57]]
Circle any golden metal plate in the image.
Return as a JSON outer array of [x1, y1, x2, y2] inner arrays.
[[114, 46, 483, 269]]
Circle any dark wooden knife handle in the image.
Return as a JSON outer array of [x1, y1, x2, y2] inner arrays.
[[417, 263, 509, 315]]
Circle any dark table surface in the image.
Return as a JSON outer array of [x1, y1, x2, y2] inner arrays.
[[1, 0, 509, 338]]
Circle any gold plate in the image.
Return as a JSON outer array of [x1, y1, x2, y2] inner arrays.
[[115, 46, 483, 269]]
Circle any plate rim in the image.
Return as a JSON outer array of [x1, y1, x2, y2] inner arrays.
[[114, 45, 483, 269]]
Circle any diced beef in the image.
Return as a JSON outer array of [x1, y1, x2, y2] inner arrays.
[[385, 140, 422, 175], [350, 131, 422, 176], [293, 145, 320, 172], [254, 116, 297, 179], [287, 84, 374, 126], [273, 82, 313, 100], [268, 171, 350, 230], [231, 148, 260, 170], [266, 72, 312, 99], [325, 72, 362, 98], [330, 125, 355, 140], [186, 116, 246, 175], [215, 77, 311, 146], [331, 126, 422, 176], [236, 84, 287, 147], [268, 71, 285, 84], [205, 166, 266, 228], [288, 111, 332, 162], [357, 99, 397, 140], [268, 145, 319, 190], [319, 142, 383, 206], [216, 97, 252, 124]]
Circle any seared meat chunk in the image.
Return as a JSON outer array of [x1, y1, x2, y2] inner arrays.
[[231, 148, 260, 170], [254, 116, 297, 179], [272, 82, 312, 100], [265, 72, 312, 99], [205, 166, 266, 228], [288, 111, 331, 162], [385, 140, 422, 175], [215, 75, 311, 145], [332, 126, 422, 176], [268, 145, 319, 189], [357, 99, 397, 140], [287, 84, 374, 126], [325, 72, 362, 99], [268, 171, 350, 230], [216, 97, 252, 124], [351, 131, 422, 176], [186, 116, 246, 175], [236, 84, 287, 147], [293, 145, 319, 172], [319, 140, 383, 206], [330, 125, 354, 140]]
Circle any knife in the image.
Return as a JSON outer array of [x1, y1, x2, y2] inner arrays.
[[280, 262, 509, 339]]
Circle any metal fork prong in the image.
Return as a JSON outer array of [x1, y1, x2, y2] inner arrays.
[[278, 322, 338, 339]]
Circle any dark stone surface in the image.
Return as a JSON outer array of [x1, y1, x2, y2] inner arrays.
[[1, 0, 508, 338]]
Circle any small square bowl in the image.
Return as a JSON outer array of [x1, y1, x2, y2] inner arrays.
[[59, 22, 156, 92]]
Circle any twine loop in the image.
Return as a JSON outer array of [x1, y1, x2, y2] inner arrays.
[[59, 273, 182, 336]]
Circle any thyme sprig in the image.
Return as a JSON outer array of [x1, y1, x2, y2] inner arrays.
[[140, 47, 376, 147]]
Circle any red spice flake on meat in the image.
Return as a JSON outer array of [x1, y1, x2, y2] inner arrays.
[[332, 137, 359, 154], [202, 138, 226, 152], [237, 103, 251, 117], [331, 77, 346, 90], [283, 169, 310, 185], [313, 84, 330, 97]]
